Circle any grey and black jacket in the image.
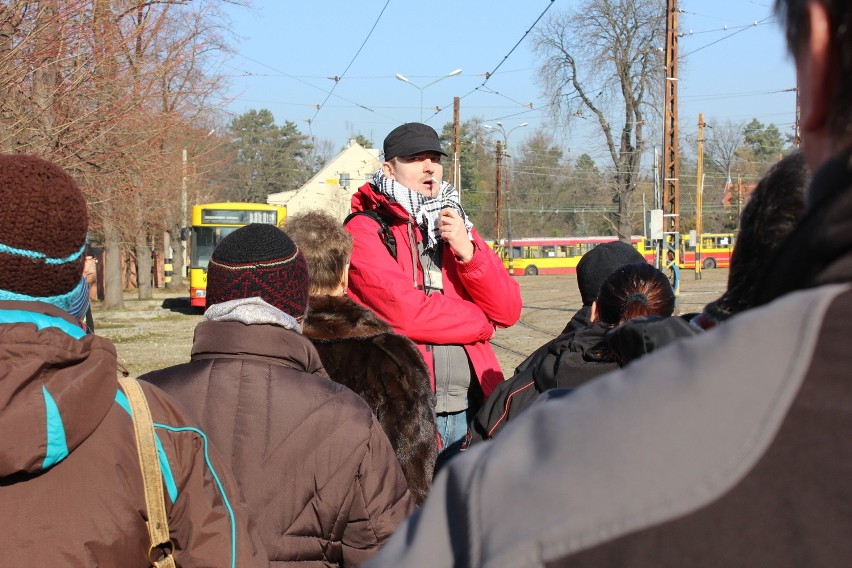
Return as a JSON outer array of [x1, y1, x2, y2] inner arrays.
[[367, 151, 852, 567]]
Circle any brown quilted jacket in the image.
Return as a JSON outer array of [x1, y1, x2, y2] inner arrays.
[[141, 320, 415, 567]]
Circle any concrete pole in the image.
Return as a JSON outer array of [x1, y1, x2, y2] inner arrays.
[[181, 147, 188, 276], [695, 113, 704, 279], [452, 97, 460, 191], [494, 141, 503, 241]]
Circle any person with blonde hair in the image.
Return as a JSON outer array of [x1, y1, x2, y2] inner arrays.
[[288, 210, 439, 505]]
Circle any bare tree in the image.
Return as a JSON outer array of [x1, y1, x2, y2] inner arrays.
[[705, 119, 745, 178], [534, 0, 666, 241], [0, 1, 238, 306], [310, 137, 336, 173]]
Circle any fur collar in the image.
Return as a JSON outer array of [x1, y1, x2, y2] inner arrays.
[[302, 294, 393, 341]]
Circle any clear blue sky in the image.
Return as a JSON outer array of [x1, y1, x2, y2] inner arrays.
[[219, 0, 795, 161]]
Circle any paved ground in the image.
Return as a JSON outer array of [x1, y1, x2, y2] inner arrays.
[[94, 267, 729, 377]]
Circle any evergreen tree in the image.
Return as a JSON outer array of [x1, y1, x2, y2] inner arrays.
[[512, 129, 568, 237], [223, 109, 313, 202], [439, 118, 494, 234], [349, 133, 374, 149], [740, 118, 786, 169]]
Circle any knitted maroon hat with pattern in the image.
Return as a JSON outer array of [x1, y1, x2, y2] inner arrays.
[[0, 154, 88, 299], [205, 223, 309, 318]]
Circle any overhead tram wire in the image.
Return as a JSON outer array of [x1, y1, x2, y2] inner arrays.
[[681, 15, 775, 58], [468, 0, 556, 93], [230, 53, 400, 127], [478, 85, 535, 110], [680, 87, 798, 103], [308, 0, 392, 126], [428, 0, 557, 120]]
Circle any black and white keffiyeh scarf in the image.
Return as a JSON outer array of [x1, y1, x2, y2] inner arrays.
[[372, 169, 473, 251]]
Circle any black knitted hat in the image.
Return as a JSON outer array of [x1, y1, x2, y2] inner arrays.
[[0, 154, 88, 298], [576, 241, 646, 305], [206, 223, 309, 318]]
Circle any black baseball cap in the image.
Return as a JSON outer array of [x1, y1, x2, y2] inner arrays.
[[383, 123, 448, 161], [576, 241, 646, 305]]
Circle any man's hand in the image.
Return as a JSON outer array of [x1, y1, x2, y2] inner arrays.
[[439, 208, 474, 262]]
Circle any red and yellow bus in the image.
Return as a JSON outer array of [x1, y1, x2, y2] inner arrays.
[[189, 202, 286, 307], [491, 236, 654, 276], [679, 232, 735, 270]]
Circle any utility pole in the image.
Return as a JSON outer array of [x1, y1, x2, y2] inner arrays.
[[452, 97, 461, 190], [505, 144, 514, 276], [181, 147, 188, 279], [695, 113, 705, 279], [663, 0, 681, 266], [494, 141, 503, 241], [736, 171, 744, 230], [794, 85, 801, 148]]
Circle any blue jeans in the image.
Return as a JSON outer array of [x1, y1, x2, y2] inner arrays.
[[436, 409, 469, 448]]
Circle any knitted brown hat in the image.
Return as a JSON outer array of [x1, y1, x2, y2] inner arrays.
[[0, 154, 88, 302], [206, 223, 310, 318]]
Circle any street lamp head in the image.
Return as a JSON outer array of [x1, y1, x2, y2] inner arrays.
[[519, 122, 529, 128], [483, 124, 493, 130], [397, 68, 461, 121]]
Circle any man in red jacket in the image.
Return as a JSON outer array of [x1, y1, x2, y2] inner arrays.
[[346, 122, 522, 448]]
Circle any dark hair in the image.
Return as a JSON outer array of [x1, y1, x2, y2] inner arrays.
[[286, 210, 353, 295], [776, 0, 852, 147], [575, 241, 647, 305], [596, 263, 675, 326], [703, 152, 808, 322]]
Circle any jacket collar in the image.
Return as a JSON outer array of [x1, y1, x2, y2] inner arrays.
[[191, 320, 327, 376], [302, 295, 393, 341], [351, 181, 412, 222], [0, 300, 86, 337]]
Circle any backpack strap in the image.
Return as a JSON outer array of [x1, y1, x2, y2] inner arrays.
[[344, 210, 398, 259], [118, 377, 176, 568]]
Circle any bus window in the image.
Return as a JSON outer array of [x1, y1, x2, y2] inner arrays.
[[191, 226, 239, 270], [189, 202, 286, 308]]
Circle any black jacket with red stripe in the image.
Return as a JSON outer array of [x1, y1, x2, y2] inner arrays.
[[465, 322, 619, 445]]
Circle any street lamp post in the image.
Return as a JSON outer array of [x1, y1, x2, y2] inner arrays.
[[395, 68, 462, 121], [484, 121, 528, 275]]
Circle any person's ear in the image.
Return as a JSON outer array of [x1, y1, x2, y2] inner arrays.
[[798, 0, 835, 133], [340, 262, 350, 291], [382, 160, 395, 179], [590, 301, 598, 323]]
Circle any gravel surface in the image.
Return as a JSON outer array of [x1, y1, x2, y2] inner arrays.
[[94, 268, 729, 377]]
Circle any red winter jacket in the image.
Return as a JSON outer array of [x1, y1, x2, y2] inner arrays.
[[346, 181, 522, 397]]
